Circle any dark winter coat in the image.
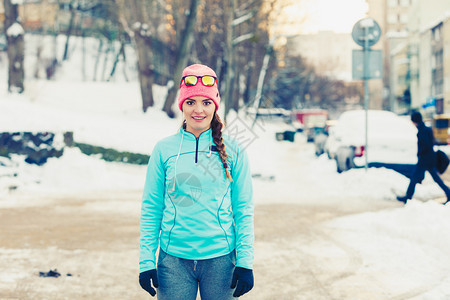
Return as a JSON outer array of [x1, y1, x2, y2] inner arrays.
[[416, 122, 435, 170]]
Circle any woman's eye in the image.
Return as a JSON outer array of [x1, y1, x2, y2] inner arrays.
[[186, 100, 194, 105], [203, 101, 212, 106]]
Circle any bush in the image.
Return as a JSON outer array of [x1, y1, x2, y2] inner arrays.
[[74, 142, 149, 165]]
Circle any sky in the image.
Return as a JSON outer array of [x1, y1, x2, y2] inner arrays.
[[280, 0, 369, 34]]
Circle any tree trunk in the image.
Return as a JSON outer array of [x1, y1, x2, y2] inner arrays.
[[93, 38, 103, 81], [81, 32, 86, 81], [135, 32, 155, 112], [243, 60, 254, 106], [63, 1, 76, 61], [108, 41, 125, 81], [121, 44, 129, 82], [3, 0, 24, 93], [162, 0, 200, 118], [231, 68, 240, 111], [251, 42, 273, 128], [116, 0, 155, 112], [101, 42, 111, 81], [223, 0, 236, 121]]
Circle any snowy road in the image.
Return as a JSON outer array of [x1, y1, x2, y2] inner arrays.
[[0, 190, 396, 300], [3, 138, 450, 299]]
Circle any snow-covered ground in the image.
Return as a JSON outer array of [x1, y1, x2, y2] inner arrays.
[[1, 35, 450, 299]]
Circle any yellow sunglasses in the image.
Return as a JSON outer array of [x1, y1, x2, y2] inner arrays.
[[180, 75, 218, 87]]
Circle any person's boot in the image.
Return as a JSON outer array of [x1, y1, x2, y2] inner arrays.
[[396, 195, 408, 204]]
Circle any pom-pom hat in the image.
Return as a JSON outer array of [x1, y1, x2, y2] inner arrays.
[[178, 64, 220, 111]]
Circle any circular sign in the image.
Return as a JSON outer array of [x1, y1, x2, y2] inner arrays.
[[352, 18, 381, 48]]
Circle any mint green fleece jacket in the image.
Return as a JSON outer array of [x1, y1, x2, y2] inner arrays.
[[139, 128, 254, 272]]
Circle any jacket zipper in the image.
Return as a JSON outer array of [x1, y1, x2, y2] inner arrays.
[[185, 130, 209, 164], [195, 137, 199, 163]]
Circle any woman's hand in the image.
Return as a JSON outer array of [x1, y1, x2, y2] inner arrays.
[[231, 267, 254, 297], [139, 269, 159, 296]]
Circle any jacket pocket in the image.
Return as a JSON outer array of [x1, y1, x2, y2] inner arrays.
[[228, 249, 236, 266], [157, 249, 168, 267]]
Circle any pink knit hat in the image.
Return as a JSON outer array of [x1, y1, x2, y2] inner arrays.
[[178, 64, 220, 111]]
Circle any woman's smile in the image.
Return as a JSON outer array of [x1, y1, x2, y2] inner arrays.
[[182, 96, 216, 137]]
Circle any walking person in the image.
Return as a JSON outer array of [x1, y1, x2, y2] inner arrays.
[[397, 111, 450, 205], [139, 64, 255, 299]]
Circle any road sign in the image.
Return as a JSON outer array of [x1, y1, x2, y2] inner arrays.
[[351, 17, 382, 171], [352, 49, 383, 79], [352, 18, 381, 48]]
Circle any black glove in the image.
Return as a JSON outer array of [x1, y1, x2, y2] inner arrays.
[[230, 267, 254, 297], [139, 269, 159, 296]]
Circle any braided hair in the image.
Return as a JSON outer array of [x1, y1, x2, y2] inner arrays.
[[211, 112, 233, 182]]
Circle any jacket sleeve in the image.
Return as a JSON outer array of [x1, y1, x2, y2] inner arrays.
[[139, 143, 166, 272], [230, 143, 254, 270]]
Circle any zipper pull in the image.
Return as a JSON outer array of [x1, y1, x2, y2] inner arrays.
[[194, 260, 198, 271]]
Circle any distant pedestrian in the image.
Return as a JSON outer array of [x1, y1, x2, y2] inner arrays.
[[138, 64, 255, 299], [397, 111, 450, 205]]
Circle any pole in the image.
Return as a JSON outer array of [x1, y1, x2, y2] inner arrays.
[[363, 26, 369, 171]]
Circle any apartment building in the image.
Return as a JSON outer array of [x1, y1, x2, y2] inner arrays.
[[405, 0, 450, 114], [286, 31, 356, 82], [365, 0, 412, 111]]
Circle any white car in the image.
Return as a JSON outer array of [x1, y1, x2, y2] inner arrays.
[[332, 110, 417, 173]]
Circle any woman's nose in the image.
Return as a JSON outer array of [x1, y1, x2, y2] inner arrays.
[[193, 103, 203, 113]]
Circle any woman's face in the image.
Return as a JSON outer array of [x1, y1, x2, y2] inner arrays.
[[182, 96, 216, 137]]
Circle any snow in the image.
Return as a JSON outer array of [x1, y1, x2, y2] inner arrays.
[[6, 22, 24, 37], [1, 34, 450, 298]]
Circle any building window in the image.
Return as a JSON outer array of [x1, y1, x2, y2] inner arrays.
[[400, 0, 409, 6], [388, 0, 397, 7], [388, 13, 397, 24], [400, 13, 408, 23], [433, 26, 442, 41]]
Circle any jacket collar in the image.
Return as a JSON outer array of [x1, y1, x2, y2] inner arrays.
[[180, 127, 212, 141]]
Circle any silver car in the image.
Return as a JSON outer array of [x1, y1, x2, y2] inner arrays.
[[333, 110, 417, 173]]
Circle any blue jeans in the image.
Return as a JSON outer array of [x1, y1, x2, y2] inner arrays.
[[157, 249, 237, 300]]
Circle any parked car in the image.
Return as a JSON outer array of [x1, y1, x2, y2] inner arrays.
[[332, 110, 417, 173], [291, 109, 328, 137], [314, 120, 337, 156], [324, 122, 340, 159]]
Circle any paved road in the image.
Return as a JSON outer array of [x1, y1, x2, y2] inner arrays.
[[0, 191, 401, 299]]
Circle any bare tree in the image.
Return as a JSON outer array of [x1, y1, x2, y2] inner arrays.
[[116, 0, 176, 112], [63, 0, 78, 61], [116, 0, 158, 112], [3, 0, 25, 93], [221, 0, 236, 119], [162, 0, 201, 118]]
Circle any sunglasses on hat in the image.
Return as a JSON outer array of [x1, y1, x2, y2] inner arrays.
[[180, 75, 218, 88]]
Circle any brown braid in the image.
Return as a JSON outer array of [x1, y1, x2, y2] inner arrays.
[[211, 113, 233, 182]]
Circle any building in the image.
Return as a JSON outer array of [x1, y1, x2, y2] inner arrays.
[[366, 0, 412, 111], [286, 31, 356, 82], [405, 0, 450, 115]]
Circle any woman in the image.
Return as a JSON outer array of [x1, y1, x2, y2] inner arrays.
[[139, 64, 254, 299]]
